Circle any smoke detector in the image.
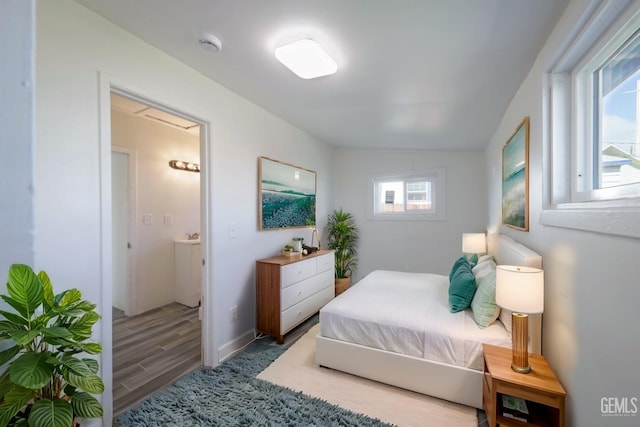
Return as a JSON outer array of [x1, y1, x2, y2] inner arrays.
[[198, 33, 222, 52]]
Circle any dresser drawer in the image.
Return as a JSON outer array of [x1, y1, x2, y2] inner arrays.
[[281, 285, 334, 334], [316, 252, 335, 273], [281, 269, 334, 311], [281, 257, 316, 288]]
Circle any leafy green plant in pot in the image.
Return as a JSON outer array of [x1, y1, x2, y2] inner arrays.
[[0, 264, 104, 427], [326, 208, 359, 295]]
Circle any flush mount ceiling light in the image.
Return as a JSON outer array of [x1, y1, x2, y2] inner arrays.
[[275, 38, 337, 79]]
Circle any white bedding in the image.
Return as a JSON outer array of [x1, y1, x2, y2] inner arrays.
[[319, 270, 511, 370]]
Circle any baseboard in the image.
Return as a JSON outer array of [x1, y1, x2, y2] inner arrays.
[[218, 328, 255, 363]]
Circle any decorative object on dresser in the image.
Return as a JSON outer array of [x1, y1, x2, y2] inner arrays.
[[482, 343, 565, 426], [256, 250, 335, 343], [282, 244, 294, 257], [326, 208, 359, 296], [496, 265, 544, 373]]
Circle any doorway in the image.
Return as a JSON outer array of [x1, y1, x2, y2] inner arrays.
[[109, 91, 204, 414]]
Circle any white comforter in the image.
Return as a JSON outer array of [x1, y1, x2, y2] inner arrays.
[[319, 270, 511, 370]]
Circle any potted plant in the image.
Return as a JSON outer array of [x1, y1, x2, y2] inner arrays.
[[326, 208, 359, 295], [282, 244, 294, 257], [0, 264, 104, 427]]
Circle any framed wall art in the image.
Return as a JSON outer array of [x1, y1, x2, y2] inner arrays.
[[502, 117, 529, 231], [258, 156, 317, 230]]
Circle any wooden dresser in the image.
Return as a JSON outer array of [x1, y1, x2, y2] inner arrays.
[[256, 250, 334, 343]]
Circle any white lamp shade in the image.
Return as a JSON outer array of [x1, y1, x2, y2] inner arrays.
[[462, 233, 486, 253], [496, 265, 544, 314]]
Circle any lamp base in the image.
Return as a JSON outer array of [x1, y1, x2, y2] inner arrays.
[[511, 363, 531, 374], [511, 312, 531, 374]]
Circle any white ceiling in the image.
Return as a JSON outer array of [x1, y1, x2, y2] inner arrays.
[[76, 0, 567, 151]]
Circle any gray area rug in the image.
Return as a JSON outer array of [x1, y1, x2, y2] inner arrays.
[[114, 337, 393, 426]]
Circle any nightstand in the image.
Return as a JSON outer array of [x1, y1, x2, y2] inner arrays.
[[482, 344, 566, 427]]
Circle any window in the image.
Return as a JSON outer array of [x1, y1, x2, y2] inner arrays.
[[543, 1, 640, 238], [370, 169, 445, 220], [574, 10, 640, 200]]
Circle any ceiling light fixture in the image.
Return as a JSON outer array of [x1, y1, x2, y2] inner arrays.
[[275, 38, 337, 79], [198, 33, 222, 52]]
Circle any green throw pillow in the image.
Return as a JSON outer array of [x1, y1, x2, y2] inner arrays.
[[471, 270, 500, 328], [449, 256, 468, 282], [468, 253, 478, 267], [448, 259, 477, 313]]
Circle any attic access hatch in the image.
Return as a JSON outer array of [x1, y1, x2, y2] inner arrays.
[[110, 93, 199, 132]]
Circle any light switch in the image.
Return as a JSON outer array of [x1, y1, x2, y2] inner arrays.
[[143, 213, 153, 225], [163, 214, 172, 225], [228, 223, 238, 238]]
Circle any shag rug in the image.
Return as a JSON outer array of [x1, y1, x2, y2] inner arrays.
[[114, 337, 393, 426]]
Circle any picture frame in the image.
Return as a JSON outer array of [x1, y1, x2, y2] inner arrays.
[[258, 156, 317, 230], [502, 117, 529, 231]]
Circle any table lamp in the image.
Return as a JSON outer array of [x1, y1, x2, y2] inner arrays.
[[462, 233, 486, 256], [496, 265, 544, 374]]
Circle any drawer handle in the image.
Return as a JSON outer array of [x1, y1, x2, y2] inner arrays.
[[297, 270, 302, 275], [297, 291, 303, 296], [297, 311, 302, 318]]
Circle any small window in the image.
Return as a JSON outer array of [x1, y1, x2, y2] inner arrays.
[[370, 169, 445, 221]]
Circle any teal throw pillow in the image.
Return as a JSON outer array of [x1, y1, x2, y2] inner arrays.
[[468, 253, 478, 267], [448, 260, 477, 313], [449, 256, 469, 282], [471, 270, 500, 328]]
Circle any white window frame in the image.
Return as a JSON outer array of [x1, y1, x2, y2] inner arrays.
[[541, 0, 640, 238], [368, 168, 446, 221]]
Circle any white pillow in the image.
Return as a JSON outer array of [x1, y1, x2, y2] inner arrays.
[[472, 260, 496, 282], [476, 254, 495, 265], [499, 309, 513, 335]]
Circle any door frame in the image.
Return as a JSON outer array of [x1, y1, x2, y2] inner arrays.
[[111, 146, 137, 316], [98, 73, 214, 422]]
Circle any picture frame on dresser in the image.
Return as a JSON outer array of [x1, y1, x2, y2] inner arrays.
[[258, 156, 317, 230], [502, 116, 530, 231]]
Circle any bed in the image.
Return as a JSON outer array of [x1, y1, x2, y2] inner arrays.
[[315, 233, 542, 409]]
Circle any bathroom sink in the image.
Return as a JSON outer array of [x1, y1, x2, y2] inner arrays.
[[174, 239, 201, 244]]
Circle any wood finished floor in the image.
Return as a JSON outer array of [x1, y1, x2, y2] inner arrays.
[[112, 302, 201, 415]]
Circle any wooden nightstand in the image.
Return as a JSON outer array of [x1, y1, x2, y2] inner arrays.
[[482, 344, 566, 427]]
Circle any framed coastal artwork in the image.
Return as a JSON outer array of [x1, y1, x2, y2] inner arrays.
[[258, 157, 317, 230], [502, 117, 529, 231]]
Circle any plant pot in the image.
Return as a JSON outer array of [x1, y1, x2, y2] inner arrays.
[[335, 277, 350, 296], [283, 250, 293, 257]]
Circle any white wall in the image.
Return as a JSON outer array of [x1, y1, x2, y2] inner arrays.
[[485, 1, 640, 426], [35, 0, 333, 422], [0, 0, 35, 274], [111, 110, 200, 314], [333, 148, 487, 281]]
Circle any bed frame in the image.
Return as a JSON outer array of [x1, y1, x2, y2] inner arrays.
[[315, 233, 542, 409]]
